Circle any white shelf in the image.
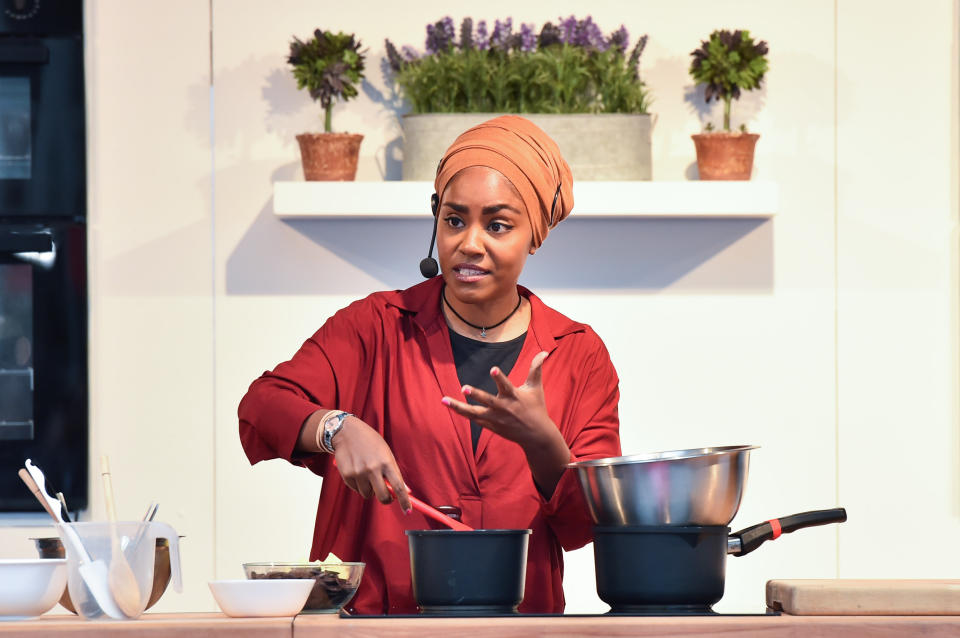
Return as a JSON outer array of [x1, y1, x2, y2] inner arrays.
[[273, 181, 778, 219]]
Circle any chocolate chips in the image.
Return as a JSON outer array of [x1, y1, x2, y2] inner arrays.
[[250, 567, 357, 611]]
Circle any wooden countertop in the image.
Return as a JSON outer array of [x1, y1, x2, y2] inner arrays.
[[3, 612, 960, 637], [297, 613, 960, 637], [0, 613, 291, 636]]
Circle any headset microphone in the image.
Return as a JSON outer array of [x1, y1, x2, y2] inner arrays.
[[419, 193, 440, 278]]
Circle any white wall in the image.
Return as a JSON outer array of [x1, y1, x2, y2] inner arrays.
[[1, 0, 957, 616], [836, 1, 960, 577]]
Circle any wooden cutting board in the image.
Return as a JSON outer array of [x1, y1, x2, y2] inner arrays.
[[767, 579, 960, 615]]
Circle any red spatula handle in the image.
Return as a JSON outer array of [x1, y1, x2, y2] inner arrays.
[[384, 480, 474, 531], [332, 458, 474, 531]]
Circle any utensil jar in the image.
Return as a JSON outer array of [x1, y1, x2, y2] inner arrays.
[[56, 521, 182, 620]]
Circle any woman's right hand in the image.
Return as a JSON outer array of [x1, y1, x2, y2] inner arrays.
[[331, 415, 412, 513]]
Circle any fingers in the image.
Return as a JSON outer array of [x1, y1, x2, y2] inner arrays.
[[460, 384, 497, 406], [368, 474, 393, 505], [341, 465, 411, 512], [489, 366, 517, 397], [442, 395, 491, 422], [383, 468, 412, 514], [526, 351, 549, 388], [490, 351, 549, 395], [340, 473, 372, 500], [326, 417, 412, 514]]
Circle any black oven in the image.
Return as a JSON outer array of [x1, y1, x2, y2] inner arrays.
[[0, 0, 84, 217], [0, 222, 86, 510], [0, 1, 86, 512]]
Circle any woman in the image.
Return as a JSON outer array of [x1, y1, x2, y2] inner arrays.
[[238, 115, 621, 615]]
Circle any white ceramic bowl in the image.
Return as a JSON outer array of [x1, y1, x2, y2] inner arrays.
[[0, 558, 68, 620], [208, 579, 314, 618]]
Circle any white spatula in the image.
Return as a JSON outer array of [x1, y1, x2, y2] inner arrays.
[[24, 459, 126, 619]]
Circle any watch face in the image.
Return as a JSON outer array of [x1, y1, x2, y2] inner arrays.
[[324, 415, 340, 432], [323, 413, 345, 452]]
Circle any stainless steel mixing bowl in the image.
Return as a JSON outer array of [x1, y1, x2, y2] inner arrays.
[[568, 445, 758, 526]]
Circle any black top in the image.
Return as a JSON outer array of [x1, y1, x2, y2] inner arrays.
[[448, 328, 527, 452]]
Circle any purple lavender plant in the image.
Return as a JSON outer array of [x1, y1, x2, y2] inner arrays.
[[384, 15, 651, 115], [384, 38, 404, 72], [519, 22, 536, 52], [476, 20, 490, 50], [558, 15, 577, 43], [575, 16, 608, 51], [628, 34, 648, 80], [538, 22, 562, 48], [490, 17, 513, 51], [425, 16, 456, 54], [460, 17, 474, 50], [608, 25, 629, 52], [440, 17, 456, 47], [575, 17, 592, 48]]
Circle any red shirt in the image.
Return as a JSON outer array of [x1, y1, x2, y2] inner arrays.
[[238, 277, 621, 614]]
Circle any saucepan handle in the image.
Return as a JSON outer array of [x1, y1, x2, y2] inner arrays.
[[728, 507, 847, 557]]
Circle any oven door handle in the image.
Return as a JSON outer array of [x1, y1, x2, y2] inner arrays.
[[0, 41, 49, 65], [0, 232, 53, 254]]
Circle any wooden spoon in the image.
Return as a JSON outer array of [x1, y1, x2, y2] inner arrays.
[[101, 455, 142, 618], [18, 469, 59, 520]]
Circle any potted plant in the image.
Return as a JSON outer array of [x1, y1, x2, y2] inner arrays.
[[288, 28, 366, 181], [384, 16, 652, 180], [688, 29, 768, 180]]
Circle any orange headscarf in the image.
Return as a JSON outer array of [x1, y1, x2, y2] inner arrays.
[[434, 115, 574, 249]]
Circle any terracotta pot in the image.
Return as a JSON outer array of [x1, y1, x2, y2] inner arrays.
[[296, 132, 363, 181], [691, 132, 760, 180]]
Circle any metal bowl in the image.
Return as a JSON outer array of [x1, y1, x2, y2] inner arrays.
[[568, 445, 758, 526]]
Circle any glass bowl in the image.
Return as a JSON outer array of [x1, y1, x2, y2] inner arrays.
[[242, 562, 364, 614]]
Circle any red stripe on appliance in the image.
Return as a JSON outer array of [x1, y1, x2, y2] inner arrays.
[[768, 518, 782, 539]]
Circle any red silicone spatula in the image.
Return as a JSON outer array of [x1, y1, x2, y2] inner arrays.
[[385, 480, 474, 532], [331, 458, 473, 531]]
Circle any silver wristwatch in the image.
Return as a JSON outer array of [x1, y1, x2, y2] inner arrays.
[[322, 411, 352, 453]]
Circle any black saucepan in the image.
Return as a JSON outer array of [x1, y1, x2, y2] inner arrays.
[[406, 528, 531, 615], [593, 507, 847, 613]]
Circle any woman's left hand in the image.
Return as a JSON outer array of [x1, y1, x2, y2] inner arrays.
[[442, 350, 571, 496], [442, 351, 553, 449]]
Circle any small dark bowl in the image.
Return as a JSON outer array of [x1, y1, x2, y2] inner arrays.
[[406, 529, 531, 615], [32, 536, 176, 614]]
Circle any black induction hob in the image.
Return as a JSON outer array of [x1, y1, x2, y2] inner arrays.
[[340, 609, 781, 618]]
